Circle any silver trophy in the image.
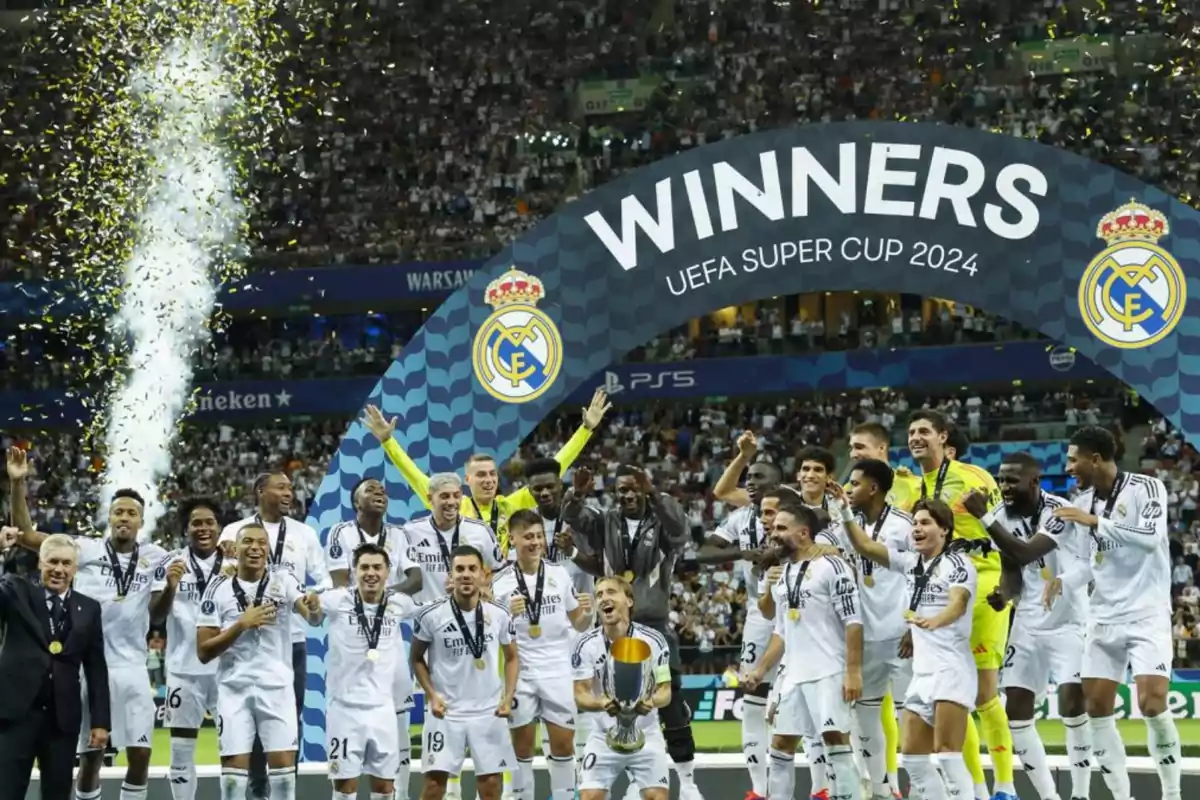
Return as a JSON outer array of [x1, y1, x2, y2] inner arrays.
[[604, 637, 654, 753]]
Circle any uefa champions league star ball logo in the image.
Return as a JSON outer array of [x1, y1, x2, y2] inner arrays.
[[1078, 199, 1187, 349], [472, 267, 564, 403]]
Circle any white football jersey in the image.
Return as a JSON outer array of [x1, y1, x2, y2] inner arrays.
[[320, 588, 418, 709], [196, 571, 304, 691], [712, 505, 768, 615], [885, 547, 976, 676], [324, 520, 418, 583], [491, 560, 579, 677], [218, 515, 331, 643], [403, 516, 502, 604], [412, 597, 513, 719], [74, 537, 171, 669], [542, 513, 595, 596], [807, 495, 847, 553], [1072, 472, 1171, 625], [770, 555, 862, 689], [571, 623, 670, 734], [850, 505, 914, 643], [162, 547, 226, 677], [996, 492, 1085, 630]]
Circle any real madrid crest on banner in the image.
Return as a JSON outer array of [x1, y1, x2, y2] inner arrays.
[[472, 267, 564, 403], [1078, 199, 1187, 349]]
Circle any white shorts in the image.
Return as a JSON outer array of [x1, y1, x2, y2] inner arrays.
[[740, 614, 777, 685], [1001, 622, 1084, 694], [421, 713, 513, 777], [216, 685, 299, 757], [510, 673, 577, 730], [862, 638, 912, 700], [578, 728, 671, 792], [394, 655, 415, 712], [163, 674, 219, 730], [1083, 616, 1173, 683], [905, 666, 977, 727], [79, 666, 156, 752], [327, 702, 399, 780], [773, 675, 852, 739]]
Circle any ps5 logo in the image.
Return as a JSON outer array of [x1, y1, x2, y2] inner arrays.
[[603, 370, 697, 396]]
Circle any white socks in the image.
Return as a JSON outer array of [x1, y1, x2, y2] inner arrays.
[[220, 768, 249, 800], [826, 743, 860, 800], [903, 753, 945, 800], [267, 766, 296, 800], [395, 710, 412, 800], [547, 754, 577, 800], [805, 737, 828, 794], [119, 783, 148, 800], [1061, 713, 1092, 800], [1145, 711, 1183, 800], [854, 699, 888, 798], [332, 793, 355, 800], [1090, 715, 1132, 800], [743, 695, 770, 797], [936, 752, 975, 800], [673, 759, 698, 789], [169, 737, 199, 800], [1010, 718, 1059, 800], [511, 757, 535, 800], [768, 747, 796, 800]]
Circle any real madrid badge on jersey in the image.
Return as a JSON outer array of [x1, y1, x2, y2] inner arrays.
[[471, 267, 564, 405]]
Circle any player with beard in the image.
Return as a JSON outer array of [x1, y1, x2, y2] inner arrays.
[[318, 542, 420, 800], [492, 511, 595, 800], [151, 498, 226, 800], [1049, 426, 1179, 800], [958, 453, 1091, 800], [745, 503, 863, 800], [698, 430, 781, 800], [197, 525, 323, 800], [7, 448, 172, 800], [411, 546, 518, 800], [827, 461, 915, 800], [906, 410, 1014, 800], [563, 465, 703, 800]]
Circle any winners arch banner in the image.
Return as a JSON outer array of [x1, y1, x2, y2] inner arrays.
[[298, 122, 1200, 759]]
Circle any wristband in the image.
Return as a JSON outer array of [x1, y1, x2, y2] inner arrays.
[[839, 505, 855, 523], [980, 508, 999, 528]]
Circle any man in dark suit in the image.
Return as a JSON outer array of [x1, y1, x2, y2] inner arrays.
[[0, 528, 111, 800]]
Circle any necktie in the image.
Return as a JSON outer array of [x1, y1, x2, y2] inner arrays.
[[49, 594, 64, 633]]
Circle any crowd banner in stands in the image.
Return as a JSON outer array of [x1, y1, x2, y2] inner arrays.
[[301, 121, 1199, 760]]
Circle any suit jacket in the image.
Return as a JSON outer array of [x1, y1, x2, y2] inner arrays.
[[0, 574, 110, 735]]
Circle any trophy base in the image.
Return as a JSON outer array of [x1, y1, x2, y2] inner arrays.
[[605, 730, 647, 754]]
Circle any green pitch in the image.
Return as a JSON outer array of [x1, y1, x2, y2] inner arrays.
[[120, 719, 1200, 767]]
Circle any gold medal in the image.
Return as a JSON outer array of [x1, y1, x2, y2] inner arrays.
[[528, 624, 542, 639], [49, 641, 63, 655], [1039, 567, 1051, 581], [113, 595, 126, 603], [367, 649, 379, 662], [904, 610, 916, 621], [787, 608, 800, 621], [474, 658, 486, 670], [863, 575, 875, 588], [621, 571, 634, 582], [1095, 552, 1104, 565]]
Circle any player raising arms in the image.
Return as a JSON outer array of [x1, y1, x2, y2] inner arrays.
[[843, 498, 978, 800], [572, 576, 674, 800], [492, 510, 596, 800], [1050, 425, 1180, 800], [699, 430, 782, 800], [960, 452, 1092, 800], [744, 502, 863, 800], [318, 542, 420, 800], [906, 410, 1015, 800], [411, 545, 519, 800], [196, 524, 323, 800]]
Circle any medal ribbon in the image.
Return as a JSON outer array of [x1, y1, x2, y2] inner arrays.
[[354, 588, 388, 652], [48, 591, 71, 641], [1016, 495, 1047, 570], [784, 559, 811, 612], [436, 519, 463, 571], [1088, 471, 1125, 557], [450, 596, 486, 661], [231, 574, 270, 612], [622, 515, 651, 574], [908, 551, 947, 613], [919, 459, 951, 501], [357, 522, 388, 553], [470, 497, 500, 533], [545, 516, 565, 561], [745, 509, 760, 551], [188, 548, 223, 599], [105, 541, 140, 599], [255, 515, 288, 567], [858, 504, 890, 580], [514, 560, 546, 627]]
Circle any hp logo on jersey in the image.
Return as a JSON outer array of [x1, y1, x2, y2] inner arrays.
[[1078, 200, 1186, 350], [472, 268, 563, 404]]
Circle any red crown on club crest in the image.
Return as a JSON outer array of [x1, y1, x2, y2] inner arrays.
[[1096, 199, 1169, 246], [485, 268, 544, 309]]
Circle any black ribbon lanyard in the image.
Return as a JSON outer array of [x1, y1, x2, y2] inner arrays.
[[860, 505, 891, 579], [1017, 495, 1047, 570], [436, 519, 463, 571], [1089, 471, 1125, 552], [514, 560, 545, 627], [48, 591, 72, 641], [354, 588, 388, 653], [357, 522, 388, 552], [105, 541, 140, 600], [909, 552, 947, 612], [450, 596, 486, 661], [189, 548, 223, 599], [745, 509, 761, 551], [545, 516, 564, 561], [255, 515, 288, 567], [785, 560, 811, 612], [623, 515, 652, 572], [231, 574, 270, 612], [470, 497, 500, 533], [920, 460, 952, 501]]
